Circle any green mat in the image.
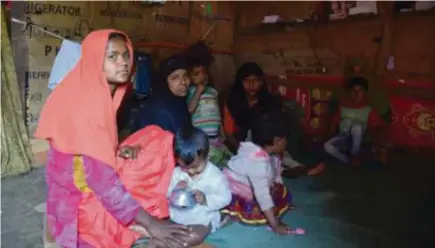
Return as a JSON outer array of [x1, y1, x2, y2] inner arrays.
[[206, 177, 417, 248]]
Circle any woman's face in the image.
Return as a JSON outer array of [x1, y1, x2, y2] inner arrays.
[[167, 69, 191, 96], [242, 75, 262, 96], [103, 37, 132, 84]]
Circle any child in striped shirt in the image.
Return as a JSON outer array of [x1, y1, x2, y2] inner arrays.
[[187, 59, 232, 167]]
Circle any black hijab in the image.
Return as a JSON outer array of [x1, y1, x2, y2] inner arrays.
[[153, 55, 188, 98], [227, 62, 281, 141], [135, 55, 191, 134]]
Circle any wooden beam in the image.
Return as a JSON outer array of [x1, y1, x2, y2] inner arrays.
[[134, 41, 233, 55]]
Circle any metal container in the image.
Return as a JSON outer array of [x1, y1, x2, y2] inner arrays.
[[169, 188, 197, 210]]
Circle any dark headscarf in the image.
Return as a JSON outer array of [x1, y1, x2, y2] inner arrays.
[[153, 55, 188, 97], [134, 55, 191, 134], [227, 62, 281, 141]]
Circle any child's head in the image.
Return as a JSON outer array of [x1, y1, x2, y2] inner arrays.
[[174, 125, 210, 177], [188, 59, 209, 85], [346, 76, 368, 104], [250, 110, 288, 154]]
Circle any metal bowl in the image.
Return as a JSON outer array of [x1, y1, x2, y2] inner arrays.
[[169, 188, 197, 210]]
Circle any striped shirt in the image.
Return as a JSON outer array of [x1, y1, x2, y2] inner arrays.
[[187, 86, 221, 137]]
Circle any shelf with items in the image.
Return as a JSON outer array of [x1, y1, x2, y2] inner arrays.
[[235, 7, 435, 37]]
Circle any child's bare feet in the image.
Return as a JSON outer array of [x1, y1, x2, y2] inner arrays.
[[220, 214, 233, 228], [307, 162, 326, 176], [44, 242, 59, 248]]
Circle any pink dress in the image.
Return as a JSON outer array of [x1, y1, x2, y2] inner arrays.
[[221, 142, 292, 225], [45, 146, 141, 248], [46, 125, 175, 248]]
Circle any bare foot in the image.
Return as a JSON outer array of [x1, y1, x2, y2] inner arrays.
[[44, 242, 60, 248], [34, 202, 46, 213], [220, 215, 233, 228], [307, 162, 326, 176]]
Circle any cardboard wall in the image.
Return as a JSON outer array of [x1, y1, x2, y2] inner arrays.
[[19, 1, 91, 134], [11, 1, 235, 135], [233, 2, 435, 84], [236, 1, 316, 28]]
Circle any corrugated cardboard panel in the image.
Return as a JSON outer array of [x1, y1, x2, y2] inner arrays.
[[24, 1, 91, 134], [146, 1, 190, 42]]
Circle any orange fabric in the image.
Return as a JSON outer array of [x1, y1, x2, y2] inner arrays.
[[116, 125, 175, 218], [34, 29, 133, 169], [77, 126, 176, 248], [223, 104, 238, 135]]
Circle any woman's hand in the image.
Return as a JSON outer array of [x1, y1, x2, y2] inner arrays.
[[118, 145, 140, 159], [146, 219, 192, 248], [129, 224, 149, 237], [135, 210, 192, 248]]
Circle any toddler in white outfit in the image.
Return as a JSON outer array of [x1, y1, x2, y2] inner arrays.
[[166, 125, 231, 247]]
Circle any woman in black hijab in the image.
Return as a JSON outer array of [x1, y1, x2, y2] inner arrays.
[[223, 62, 325, 177], [133, 55, 191, 134]]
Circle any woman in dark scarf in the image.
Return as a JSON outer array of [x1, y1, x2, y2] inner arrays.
[[133, 55, 191, 134], [224, 62, 325, 177], [224, 62, 281, 147]]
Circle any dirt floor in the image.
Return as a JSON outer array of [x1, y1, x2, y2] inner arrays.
[[314, 150, 435, 248], [1, 150, 435, 248], [1, 168, 45, 248]]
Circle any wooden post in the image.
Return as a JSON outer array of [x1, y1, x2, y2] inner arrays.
[[374, 1, 394, 77], [374, 1, 395, 165]]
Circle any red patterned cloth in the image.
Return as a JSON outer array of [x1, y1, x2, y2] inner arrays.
[[221, 183, 292, 225]]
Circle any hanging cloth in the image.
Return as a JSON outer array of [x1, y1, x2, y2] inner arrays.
[[48, 39, 81, 90], [133, 51, 152, 96], [1, 6, 34, 177]]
